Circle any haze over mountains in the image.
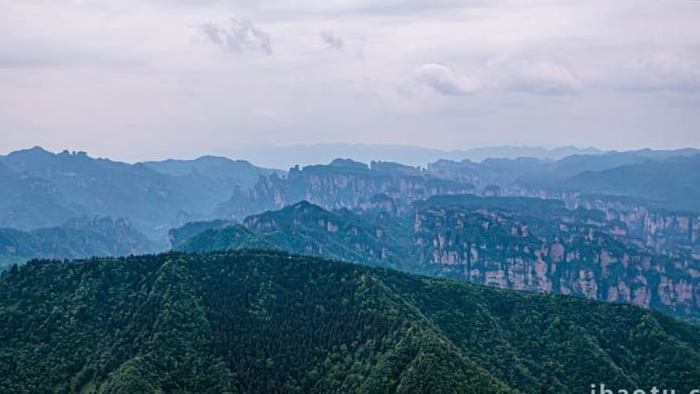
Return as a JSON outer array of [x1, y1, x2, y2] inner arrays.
[[0, 217, 156, 267], [2, 145, 699, 261], [0, 146, 280, 245], [2, 144, 700, 392], [221, 144, 604, 169], [4, 0, 700, 391], [2, 144, 699, 319]]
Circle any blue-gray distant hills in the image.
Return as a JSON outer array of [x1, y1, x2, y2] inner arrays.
[[0, 147, 281, 243], [2, 145, 700, 276], [3, 145, 700, 392], [0, 216, 156, 267], [223, 143, 604, 168]]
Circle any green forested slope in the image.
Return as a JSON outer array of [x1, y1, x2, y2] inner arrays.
[[1, 251, 699, 393], [0, 217, 156, 269], [176, 198, 700, 321]]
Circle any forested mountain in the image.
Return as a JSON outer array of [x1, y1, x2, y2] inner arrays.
[[0, 160, 80, 230], [0, 147, 279, 243], [141, 155, 283, 191], [177, 196, 700, 320], [2, 146, 698, 246], [181, 201, 397, 268], [0, 217, 155, 268], [1, 251, 699, 393], [2, 146, 700, 392], [207, 148, 700, 227], [427, 148, 700, 203], [560, 154, 700, 213], [168, 219, 234, 249], [2, 145, 700, 282], [541, 148, 700, 179]]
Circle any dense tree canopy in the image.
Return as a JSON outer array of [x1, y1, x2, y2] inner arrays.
[[1, 250, 699, 393]]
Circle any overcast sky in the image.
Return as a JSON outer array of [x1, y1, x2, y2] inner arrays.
[[1, 0, 699, 161]]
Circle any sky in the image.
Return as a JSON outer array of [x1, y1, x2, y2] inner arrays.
[[1, 0, 699, 162]]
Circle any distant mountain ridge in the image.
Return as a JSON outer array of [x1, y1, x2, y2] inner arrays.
[[429, 148, 700, 192], [223, 143, 604, 168], [3, 144, 700, 392], [2, 145, 699, 258], [141, 155, 283, 190], [0, 216, 156, 268], [0, 147, 280, 243]]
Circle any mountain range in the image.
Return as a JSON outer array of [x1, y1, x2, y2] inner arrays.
[[1, 250, 699, 393], [0, 217, 156, 269], [1, 146, 698, 269], [0, 147, 279, 244], [175, 195, 700, 321], [3, 145, 700, 392], [221, 143, 604, 168]]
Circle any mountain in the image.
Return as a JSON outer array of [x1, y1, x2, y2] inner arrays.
[[561, 154, 700, 213], [168, 219, 234, 249], [141, 155, 283, 191], [178, 196, 700, 320], [427, 157, 552, 196], [3, 146, 699, 262], [544, 148, 700, 179], [222, 143, 603, 168], [1, 250, 699, 393], [457, 145, 603, 162], [0, 217, 156, 268], [3, 146, 697, 244], [0, 147, 191, 238], [507, 154, 700, 233], [427, 148, 700, 196], [424, 149, 700, 218], [215, 158, 473, 220], [0, 159, 80, 230], [0, 147, 280, 243], [181, 202, 398, 268]]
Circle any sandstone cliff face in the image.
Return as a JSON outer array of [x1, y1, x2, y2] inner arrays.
[[409, 204, 700, 318], [509, 187, 700, 258], [185, 195, 700, 320], [425, 157, 700, 258], [216, 161, 472, 219]]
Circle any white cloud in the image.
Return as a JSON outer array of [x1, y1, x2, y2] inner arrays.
[[414, 63, 480, 95], [490, 59, 582, 95], [199, 18, 272, 55], [414, 59, 581, 97], [320, 31, 343, 50], [635, 50, 700, 92], [1, 0, 699, 157]]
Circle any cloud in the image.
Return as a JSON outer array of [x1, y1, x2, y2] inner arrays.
[[199, 18, 272, 55], [414, 60, 581, 97], [340, 0, 492, 16], [490, 59, 582, 95], [320, 31, 343, 50], [634, 50, 700, 92], [414, 63, 480, 96], [2, 0, 700, 156]]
